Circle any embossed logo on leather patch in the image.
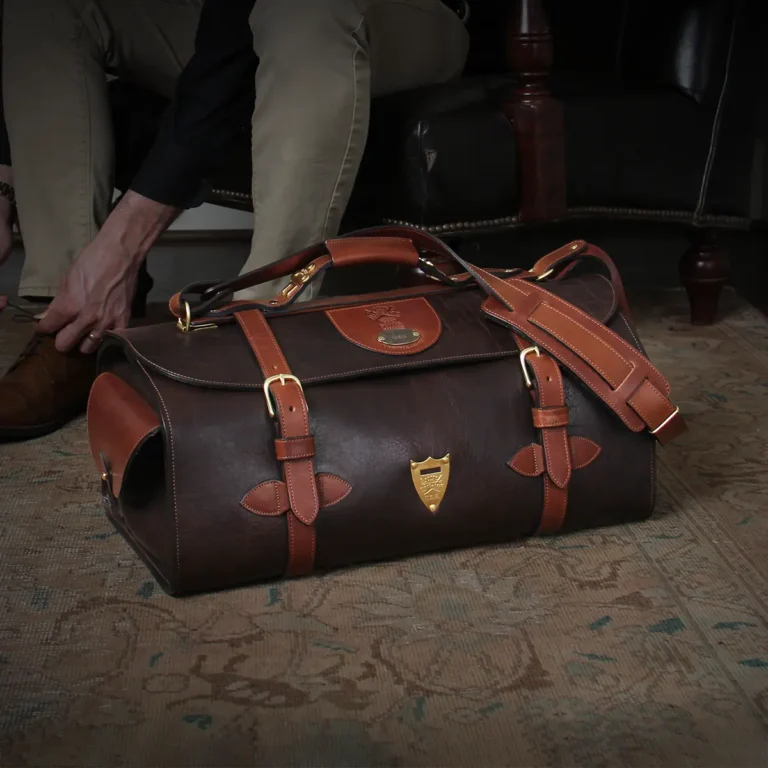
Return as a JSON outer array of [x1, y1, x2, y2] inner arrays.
[[410, 454, 450, 513], [325, 297, 442, 356], [364, 305, 401, 324]]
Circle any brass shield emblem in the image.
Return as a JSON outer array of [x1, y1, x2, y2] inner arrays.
[[410, 454, 451, 513]]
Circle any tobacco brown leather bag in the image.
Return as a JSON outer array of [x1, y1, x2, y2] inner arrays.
[[87, 226, 686, 595]]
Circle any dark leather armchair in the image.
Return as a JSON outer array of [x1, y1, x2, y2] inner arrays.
[[110, 0, 768, 323]]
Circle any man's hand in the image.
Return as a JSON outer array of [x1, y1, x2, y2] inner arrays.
[[38, 233, 143, 353], [38, 192, 180, 354]]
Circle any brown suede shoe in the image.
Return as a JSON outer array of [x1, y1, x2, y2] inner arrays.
[[0, 334, 97, 440], [0, 263, 153, 441]]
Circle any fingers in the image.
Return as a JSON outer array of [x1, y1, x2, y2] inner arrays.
[[78, 329, 104, 355], [37, 298, 75, 336], [60, 308, 130, 355], [54, 324, 89, 353]]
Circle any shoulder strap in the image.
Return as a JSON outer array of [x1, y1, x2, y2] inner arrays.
[[459, 263, 686, 445]]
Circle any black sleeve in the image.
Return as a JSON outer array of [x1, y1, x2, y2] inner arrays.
[[0, 6, 11, 167], [129, 0, 257, 208]]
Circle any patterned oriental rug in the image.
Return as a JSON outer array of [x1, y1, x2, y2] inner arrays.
[[1, 289, 767, 768]]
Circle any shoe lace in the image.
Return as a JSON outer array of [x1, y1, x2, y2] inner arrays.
[[5, 299, 39, 324], [3, 301, 49, 376], [6, 334, 48, 376]]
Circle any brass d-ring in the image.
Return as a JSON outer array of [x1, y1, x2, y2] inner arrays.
[[519, 346, 541, 389], [176, 301, 192, 333]]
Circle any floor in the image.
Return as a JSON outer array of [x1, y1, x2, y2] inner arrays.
[[1, 275, 768, 767]]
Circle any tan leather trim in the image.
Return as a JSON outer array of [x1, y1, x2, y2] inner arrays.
[[86, 373, 161, 497], [241, 474, 352, 516], [325, 297, 442, 356], [325, 236, 420, 269], [530, 241, 587, 276], [525, 353, 572, 490], [530, 241, 633, 321], [570, 437, 602, 470], [509, 437, 601, 477], [274, 437, 316, 461], [241, 480, 290, 516], [480, 266, 685, 442], [287, 515, 315, 577], [508, 444, 545, 477], [529, 301, 633, 389], [169, 293, 182, 319], [532, 406, 570, 429], [317, 474, 353, 508], [510, 337, 572, 534], [539, 477, 568, 535], [627, 379, 687, 446], [236, 309, 319, 576]]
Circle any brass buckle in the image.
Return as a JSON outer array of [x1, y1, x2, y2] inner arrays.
[[651, 407, 680, 436], [279, 264, 317, 299], [519, 346, 541, 388], [177, 301, 217, 333], [263, 374, 305, 419]]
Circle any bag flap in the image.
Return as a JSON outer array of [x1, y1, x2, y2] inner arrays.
[[101, 275, 617, 390]]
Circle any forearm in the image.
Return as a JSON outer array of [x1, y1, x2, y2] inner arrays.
[[99, 191, 181, 266]]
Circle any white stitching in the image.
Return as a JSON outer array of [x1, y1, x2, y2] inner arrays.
[[616, 311, 644, 350], [532, 304, 629, 388], [240, 481, 285, 516], [240, 313, 319, 525], [486, 272, 670, 393], [532, 356, 570, 488], [123, 339, 512, 388], [484, 304, 638, 431], [628, 380, 674, 426], [508, 446, 540, 477], [536, 294, 670, 394], [318, 474, 353, 507], [570, 437, 602, 470]]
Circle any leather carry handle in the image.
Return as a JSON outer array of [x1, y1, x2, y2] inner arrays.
[[171, 225, 629, 323], [171, 227, 459, 320]]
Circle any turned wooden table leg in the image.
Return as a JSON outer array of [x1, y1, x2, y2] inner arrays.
[[679, 230, 729, 325], [504, 0, 566, 222]]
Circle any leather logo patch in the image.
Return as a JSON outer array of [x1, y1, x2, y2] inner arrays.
[[326, 297, 441, 356]]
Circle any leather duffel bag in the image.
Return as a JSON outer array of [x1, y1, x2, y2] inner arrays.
[[86, 226, 686, 595]]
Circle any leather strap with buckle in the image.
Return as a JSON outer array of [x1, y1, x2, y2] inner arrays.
[[236, 310, 319, 576]]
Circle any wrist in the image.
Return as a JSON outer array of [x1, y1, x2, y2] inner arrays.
[[101, 191, 181, 265]]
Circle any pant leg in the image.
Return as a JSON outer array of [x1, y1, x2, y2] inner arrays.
[[2, 0, 202, 298], [238, 0, 468, 300]]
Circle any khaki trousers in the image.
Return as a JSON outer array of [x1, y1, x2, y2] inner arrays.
[[2, 0, 468, 300]]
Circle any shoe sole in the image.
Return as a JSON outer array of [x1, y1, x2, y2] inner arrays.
[[0, 409, 85, 442]]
